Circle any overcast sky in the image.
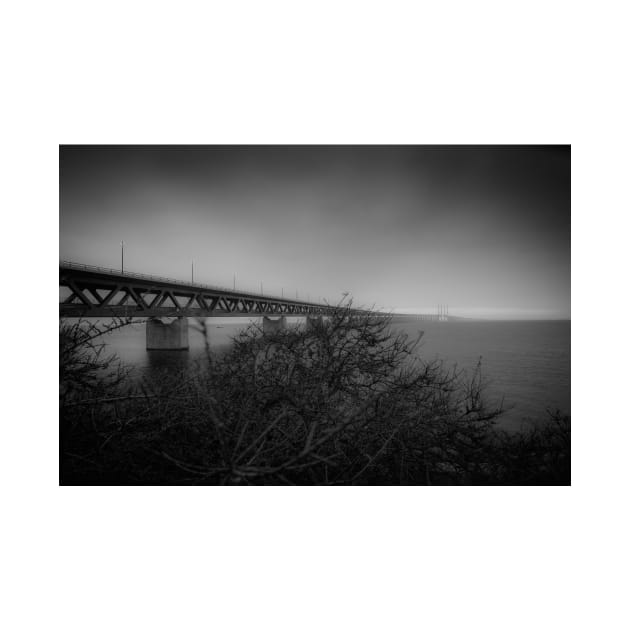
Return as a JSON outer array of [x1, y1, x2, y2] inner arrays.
[[59, 146, 570, 319]]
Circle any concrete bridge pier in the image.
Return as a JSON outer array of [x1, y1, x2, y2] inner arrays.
[[146, 317, 189, 350], [262, 316, 287, 334], [305, 315, 323, 332]]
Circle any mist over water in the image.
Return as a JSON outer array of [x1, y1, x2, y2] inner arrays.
[[101, 318, 570, 431]]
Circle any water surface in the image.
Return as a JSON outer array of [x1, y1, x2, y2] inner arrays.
[[100, 318, 570, 431]]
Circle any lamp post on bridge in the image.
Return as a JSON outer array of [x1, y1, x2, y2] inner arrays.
[[191, 260, 194, 283], [121, 241, 124, 274]]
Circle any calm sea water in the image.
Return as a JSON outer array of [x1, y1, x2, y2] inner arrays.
[[98, 318, 570, 431]]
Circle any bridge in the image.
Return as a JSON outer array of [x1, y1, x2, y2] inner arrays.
[[59, 261, 371, 349]]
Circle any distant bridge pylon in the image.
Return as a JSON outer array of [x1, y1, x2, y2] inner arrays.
[[415, 304, 449, 321]]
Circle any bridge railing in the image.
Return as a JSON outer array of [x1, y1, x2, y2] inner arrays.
[[59, 260, 327, 308]]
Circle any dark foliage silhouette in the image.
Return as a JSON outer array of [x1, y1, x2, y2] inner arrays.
[[59, 303, 569, 485]]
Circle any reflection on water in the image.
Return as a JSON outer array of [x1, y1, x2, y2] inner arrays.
[[98, 317, 570, 431], [146, 348, 192, 372]]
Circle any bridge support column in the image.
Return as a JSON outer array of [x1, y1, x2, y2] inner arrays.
[[146, 317, 189, 350], [262, 316, 287, 334], [305, 315, 323, 332]]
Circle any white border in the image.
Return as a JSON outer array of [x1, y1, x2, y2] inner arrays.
[[4, 2, 628, 629]]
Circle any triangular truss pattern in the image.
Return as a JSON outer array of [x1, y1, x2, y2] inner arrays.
[[159, 292, 180, 309], [59, 268, 337, 319]]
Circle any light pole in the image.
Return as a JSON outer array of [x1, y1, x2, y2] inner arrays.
[[233, 273, 236, 291], [121, 241, 124, 274], [191, 260, 194, 283]]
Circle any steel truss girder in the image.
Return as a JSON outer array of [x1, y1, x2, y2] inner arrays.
[[59, 269, 340, 319]]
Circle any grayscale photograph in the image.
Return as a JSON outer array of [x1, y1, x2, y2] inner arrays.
[[11, 2, 627, 628], [59, 145, 570, 485]]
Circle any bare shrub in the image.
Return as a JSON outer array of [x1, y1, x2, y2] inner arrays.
[[59, 302, 568, 485]]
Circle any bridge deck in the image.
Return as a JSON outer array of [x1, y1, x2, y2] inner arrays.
[[59, 261, 357, 318]]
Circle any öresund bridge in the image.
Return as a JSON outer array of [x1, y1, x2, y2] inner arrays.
[[60, 261, 368, 349], [59, 261, 449, 349]]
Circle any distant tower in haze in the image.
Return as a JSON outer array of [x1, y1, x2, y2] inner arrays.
[[437, 304, 449, 322]]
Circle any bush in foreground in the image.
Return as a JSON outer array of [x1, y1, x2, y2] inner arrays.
[[59, 305, 570, 485]]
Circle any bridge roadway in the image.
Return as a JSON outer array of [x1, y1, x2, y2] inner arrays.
[[59, 261, 367, 319]]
